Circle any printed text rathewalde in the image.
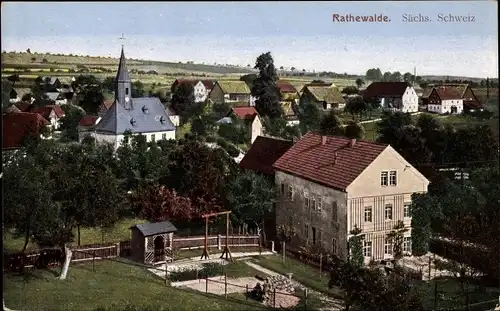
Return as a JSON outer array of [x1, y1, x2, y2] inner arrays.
[[333, 14, 390, 23]]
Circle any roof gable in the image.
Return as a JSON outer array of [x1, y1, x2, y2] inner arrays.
[[230, 107, 258, 120], [240, 136, 293, 175], [217, 81, 251, 94], [276, 81, 297, 93], [363, 82, 411, 98], [303, 86, 344, 104], [131, 220, 177, 237], [273, 132, 387, 190], [433, 86, 462, 100]]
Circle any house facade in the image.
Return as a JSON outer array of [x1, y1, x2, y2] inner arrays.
[[273, 133, 429, 263], [423, 84, 480, 112], [171, 79, 215, 103], [229, 107, 263, 144], [300, 86, 345, 110], [31, 105, 65, 130], [363, 82, 418, 113], [90, 47, 176, 149], [427, 86, 464, 114], [44, 92, 68, 106], [209, 81, 251, 105]]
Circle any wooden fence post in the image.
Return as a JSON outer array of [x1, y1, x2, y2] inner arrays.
[[205, 275, 208, 293], [282, 241, 286, 263], [92, 250, 95, 272], [164, 258, 168, 287], [305, 288, 308, 310], [428, 256, 432, 280], [224, 273, 228, 299], [246, 284, 249, 300], [319, 254, 323, 278]]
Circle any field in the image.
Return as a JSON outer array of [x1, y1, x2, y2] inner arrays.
[[3, 259, 267, 311]]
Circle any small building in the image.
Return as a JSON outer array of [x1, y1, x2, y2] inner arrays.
[[300, 85, 345, 110], [209, 81, 251, 105], [130, 220, 177, 265], [171, 79, 216, 103], [363, 82, 418, 113], [229, 107, 263, 144], [31, 105, 65, 130], [427, 86, 464, 114], [44, 92, 68, 106]]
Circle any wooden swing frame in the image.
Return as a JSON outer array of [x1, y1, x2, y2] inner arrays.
[[200, 211, 233, 262]]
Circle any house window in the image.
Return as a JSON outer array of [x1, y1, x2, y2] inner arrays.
[[332, 238, 337, 254], [304, 224, 309, 239], [363, 241, 372, 257], [403, 237, 412, 253], [389, 171, 397, 186], [287, 185, 294, 201], [318, 229, 323, 244], [280, 183, 285, 195], [364, 207, 372, 222], [331, 201, 338, 222], [404, 203, 411, 218], [385, 238, 393, 255], [311, 196, 317, 210], [381, 171, 388, 186], [162, 133, 167, 140], [317, 196, 323, 212], [151, 134, 156, 142], [304, 190, 310, 209], [125, 88, 129, 95], [385, 204, 393, 220]]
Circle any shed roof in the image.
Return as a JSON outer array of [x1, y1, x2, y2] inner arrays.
[[131, 220, 178, 237], [217, 81, 250, 94], [304, 86, 344, 104]]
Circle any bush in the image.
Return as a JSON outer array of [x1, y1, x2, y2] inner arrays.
[[205, 135, 217, 143], [224, 143, 240, 157], [216, 137, 228, 149], [168, 263, 223, 282], [42, 58, 48, 63]]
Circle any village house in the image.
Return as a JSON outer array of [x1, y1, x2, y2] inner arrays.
[[171, 79, 215, 103], [2, 112, 51, 150], [78, 115, 102, 137], [363, 82, 419, 113], [300, 85, 345, 110], [44, 91, 68, 106], [90, 47, 176, 149], [220, 107, 263, 144], [273, 132, 429, 263], [209, 81, 251, 105], [30, 105, 65, 130], [422, 84, 480, 112], [426, 86, 464, 114], [277, 80, 300, 105], [9, 88, 32, 104], [165, 107, 180, 127]]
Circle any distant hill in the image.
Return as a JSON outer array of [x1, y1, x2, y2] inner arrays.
[[420, 75, 495, 83]]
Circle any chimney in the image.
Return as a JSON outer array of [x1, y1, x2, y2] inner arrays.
[[348, 138, 356, 147], [321, 135, 327, 145]]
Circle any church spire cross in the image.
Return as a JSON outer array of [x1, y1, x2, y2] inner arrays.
[[119, 33, 126, 46]]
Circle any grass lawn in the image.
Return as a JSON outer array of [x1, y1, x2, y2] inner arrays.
[[416, 277, 500, 311], [4, 218, 147, 252], [251, 255, 343, 299], [4, 259, 268, 311]]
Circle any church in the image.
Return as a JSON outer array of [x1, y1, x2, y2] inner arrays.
[[91, 47, 176, 149]]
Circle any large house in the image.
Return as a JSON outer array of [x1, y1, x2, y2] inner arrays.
[[363, 82, 418, 113], [273, 132, 429, 263], [2, 112, 51, 150], [300, 85, 345, 110], [426, 86, 464, 114], [422, 84, 480, 112], [171, 79, 216, 103], [90, 47, 176, 149], [30, 105, 65, 130], [228, 107, 263, 144], [209, 81, 251, 105], [277, 81, 299, 104]]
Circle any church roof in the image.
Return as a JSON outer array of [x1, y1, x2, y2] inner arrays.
[[94, 97, 176, 135], [116, 47, 131, 82]]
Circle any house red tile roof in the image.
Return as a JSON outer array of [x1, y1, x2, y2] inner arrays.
[[231, 107, 258, 120], [277, 81, 297, 93], [273, 132, 388, 190], [433, 86, 464, 101], [15, 102, 34, 112], [79, 115, 100, 127], [2, 112, 50, 150], [240, 136, 294, 175], [31, 105, 65, 120], [363, 82, 411, 99], [200, 79, 216, 90]]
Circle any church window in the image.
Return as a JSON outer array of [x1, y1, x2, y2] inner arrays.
[[126, 88, 129, 95]]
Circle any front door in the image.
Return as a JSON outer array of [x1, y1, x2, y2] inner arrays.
[[312, 227, 317, 245], [153, 236, 165, 262]]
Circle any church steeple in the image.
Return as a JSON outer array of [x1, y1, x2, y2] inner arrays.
[[115, 46, 132, 110]]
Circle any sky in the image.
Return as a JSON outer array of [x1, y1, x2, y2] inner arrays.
[[1, 1, 498, 78]]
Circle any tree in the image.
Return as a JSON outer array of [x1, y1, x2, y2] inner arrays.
[[217, 117, 250, 145], [130, 184, 194, 222], [365, 68, 383, 81], [387, 220, 408, 260], [344, 121, 365, 139], [239, 74, 258, 89], [225, 171, 276, 236], [102, 76, 115, 92], [251, 52, 283, 119], [348, 225, 364, 268], [261, 116, 301, 141], [132, 80, 146, 98], [344, 96, 369, 120], [73, 75, 104, 114], [355, 78, 364, 89], [341, 86, 359, 95], [2, 81, 13, 108], [59, 105, 84, 141], [297, 100, 322, 134], [403, 72, 413, 83], [171, 83, 201, 123], [7, 74, 20, 88], [319, 110, 344, 136], [376, 110, 413, 144], [390, 71, 402, 82]]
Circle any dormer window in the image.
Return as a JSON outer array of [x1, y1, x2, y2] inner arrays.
[[125, 88, 129, 95], [142, 105, 148, 113], [130, 118, 136, 126], [159, 116, 166, 124]]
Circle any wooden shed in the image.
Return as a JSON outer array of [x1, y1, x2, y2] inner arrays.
[[129, 220, 177, 265]]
